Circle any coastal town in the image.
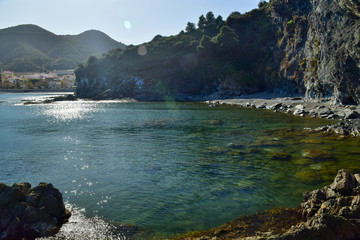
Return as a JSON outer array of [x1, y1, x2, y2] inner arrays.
[[0, 69, 76, 90]]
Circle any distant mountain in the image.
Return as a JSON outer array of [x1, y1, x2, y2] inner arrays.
[[0, 24, 126, 72]]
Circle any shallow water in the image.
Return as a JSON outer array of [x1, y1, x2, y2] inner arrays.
[[1, 93, 360, 239]]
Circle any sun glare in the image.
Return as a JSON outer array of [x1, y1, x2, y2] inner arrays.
[[124, 20, 132, 30], [137, 45, 147, 56]]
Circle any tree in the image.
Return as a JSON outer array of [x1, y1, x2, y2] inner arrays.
[[258, 0, 268, 8], [198, 15, 206, 30], [215, 15, 225, 30], [205, 11, 216, 28], [228, 11, 241, 18], [185, 22, 196, 32]]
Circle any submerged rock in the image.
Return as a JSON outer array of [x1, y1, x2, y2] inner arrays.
[[268, 151, 291, 161], [301, 149, 334, 161], [176, 169, 360, 240], [0, 182, 71, 240]]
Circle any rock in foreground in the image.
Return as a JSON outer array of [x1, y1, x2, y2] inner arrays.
[[178, 169, 360, 240], [0, 182, 71, 240]]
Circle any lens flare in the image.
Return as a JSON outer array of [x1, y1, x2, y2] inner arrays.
[[138, 45, 147, 56], [124, 21, 132, 30]]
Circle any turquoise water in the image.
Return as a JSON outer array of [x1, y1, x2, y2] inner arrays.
[[1, 93, 360, 238]]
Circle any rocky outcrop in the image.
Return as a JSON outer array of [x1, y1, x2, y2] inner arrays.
[[177, 169, 360, 240], [339, 0, 360, 18], [281, 169, 360, 240], [0, 182, 71, 240], [272, 0, 360, 104], [316, 119, 360, 136]]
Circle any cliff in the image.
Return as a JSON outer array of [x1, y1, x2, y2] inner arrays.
[[75, 0, 360, 104], [272, 0, 360, 104]]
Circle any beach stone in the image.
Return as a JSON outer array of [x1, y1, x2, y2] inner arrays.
[[0, 182, 71, 240], [293, 109, 309, 116], [267, 103, 283, 110], [257, 103, 267, 109], [294, 104, 305, 110], [344, 109, 360, 119], [319, 108, 334, 118]]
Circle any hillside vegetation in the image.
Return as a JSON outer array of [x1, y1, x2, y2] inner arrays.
[[75, 0, 360, 104], [75, 6, 276, 100], [0, 24, 125, 72]]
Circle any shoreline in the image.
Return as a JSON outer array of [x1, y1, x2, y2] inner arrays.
[[175, 169, 360, 240], [18, 91, 360, 136], [206, 95, 360, 121], [6, 92, 360, 239], [205, 95, 360, 136], [0, 89, 74, 93]]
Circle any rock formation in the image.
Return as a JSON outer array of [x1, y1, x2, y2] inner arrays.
[[178, 169, 360, 240], [0, 182, 71, 240], [272, 0, 360, 104], [282, 169, 360, 240]]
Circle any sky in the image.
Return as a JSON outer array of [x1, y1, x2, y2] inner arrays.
[[0, 0, 262, 45]]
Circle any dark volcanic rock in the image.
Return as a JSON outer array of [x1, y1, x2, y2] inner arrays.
[[0, 182, 71, 240]]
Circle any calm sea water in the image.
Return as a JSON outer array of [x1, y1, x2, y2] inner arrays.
[[1, 92, 360, 239]]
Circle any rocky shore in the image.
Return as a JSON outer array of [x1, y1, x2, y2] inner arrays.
[[176, 169, 360, 240], [0, 182, 71, 240], [206, 95, 360, 136], [20, 92, 360, 137]]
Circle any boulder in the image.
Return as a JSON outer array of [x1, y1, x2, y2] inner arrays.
[[326, 119, 360, 136], [178, 169, 360, 240], [292, 169, 360, 239], [267, 102, 283, 110], [0, 182, 71, 240], [344, 109, 360, 119]]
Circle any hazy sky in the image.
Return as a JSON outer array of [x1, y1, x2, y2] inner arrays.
[[0, 0, 261, 45]]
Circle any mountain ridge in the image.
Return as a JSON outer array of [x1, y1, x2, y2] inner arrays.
[[0, 24, 126, 72]]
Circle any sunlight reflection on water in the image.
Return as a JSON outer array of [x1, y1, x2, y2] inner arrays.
[[4, 93, 360, 239], [43, 204, 128, 240], [41, 101, 99, 122]]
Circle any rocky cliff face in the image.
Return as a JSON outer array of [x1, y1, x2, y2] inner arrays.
[[75, 0, 360, 104], [273, 0, 360, 104]]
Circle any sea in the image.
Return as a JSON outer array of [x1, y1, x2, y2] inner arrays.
[[1, 92, 360, 239]]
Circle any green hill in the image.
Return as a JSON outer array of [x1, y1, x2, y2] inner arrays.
[[75, 0, 360, 105], [0, 24, 125, 72]]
